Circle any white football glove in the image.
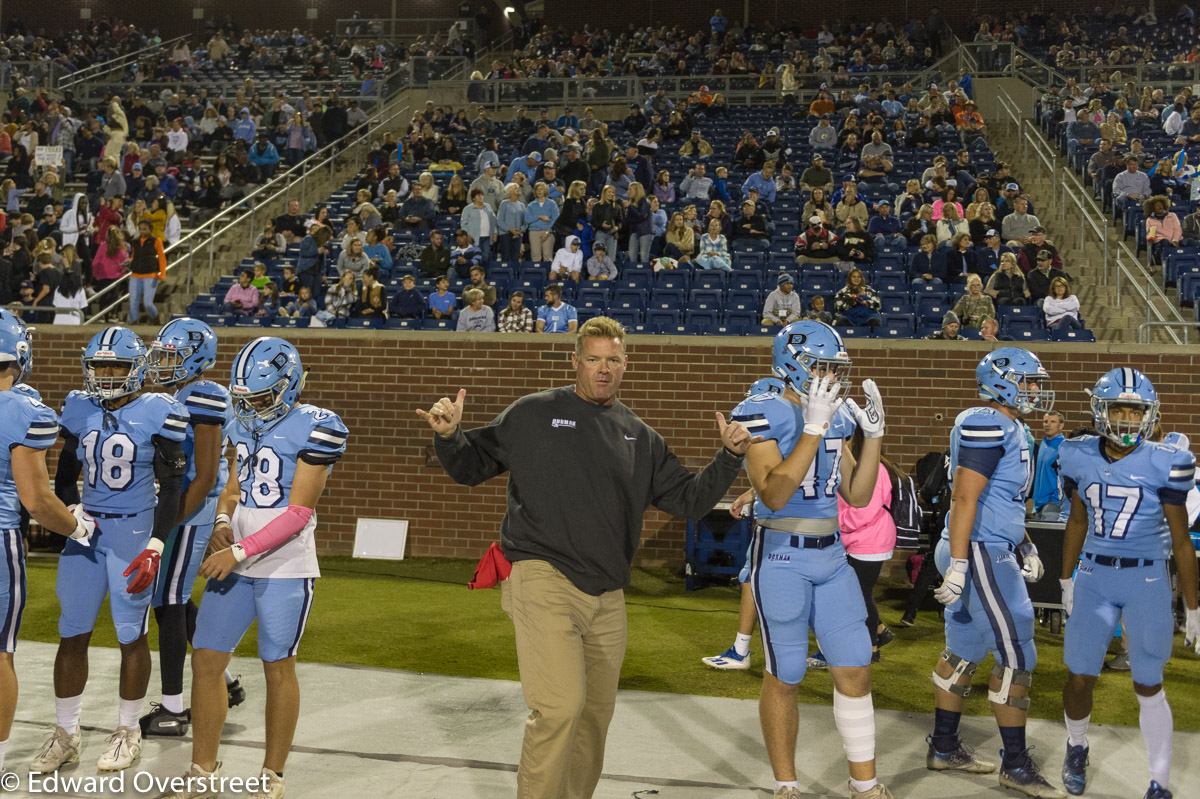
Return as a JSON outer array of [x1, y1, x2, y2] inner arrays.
[[1060, 578, 1074, 617], [1185, 607, 1200, 655], [68, 504, 95, 548], [934, 558, 969, 606], [848, 378, 885, 438], [802, 374, 844, 436], [1019, 541, 1044, 583]]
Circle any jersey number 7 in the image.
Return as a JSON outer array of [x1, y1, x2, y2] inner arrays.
[[1083, 483, 1143, 540]]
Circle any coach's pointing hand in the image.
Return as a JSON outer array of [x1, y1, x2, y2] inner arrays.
[[717, 412, 762, 456], [417, 389, 467, 438]]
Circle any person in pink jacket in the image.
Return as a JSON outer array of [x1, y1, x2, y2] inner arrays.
[[90, 226, 128, 320], [1143, 194, 1182, 265], [838, 428, 899, 661]]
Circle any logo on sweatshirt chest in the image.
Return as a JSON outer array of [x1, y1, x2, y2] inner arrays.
[[551, 418, 576, 429]]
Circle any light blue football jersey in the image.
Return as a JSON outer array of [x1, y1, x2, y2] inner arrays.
[[731, 393, 857, 521], [943, 406, 1032, 547], [0, 392, 59, 528], [10, 382, 41, 402], [1058, 436, 1195, 560], [230, 403, 348, 509], [175, 379, 232, 500], [59, 391, 190, 514]]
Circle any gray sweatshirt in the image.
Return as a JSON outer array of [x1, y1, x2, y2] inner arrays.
[[434, 386, 744, 594]]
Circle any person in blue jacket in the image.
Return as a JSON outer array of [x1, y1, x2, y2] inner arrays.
[[247, 134, 281, 180]]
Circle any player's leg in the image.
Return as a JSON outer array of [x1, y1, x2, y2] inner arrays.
[[812, 547, 887, 796], [33, 539, 108, 774], [499, 559, 591, 799], [1060, 563, 1120, 795], [927, 537, 995, 773], [0, 528, 26, 772], [969, 543, 1060, 798], [184, 599, 244, 706], [563, 585, 626, 799], [1121, 563, 1175, 796], [751, 532, 815, 792], [252, 576, 314, 788], [702, 555, 758, 670]]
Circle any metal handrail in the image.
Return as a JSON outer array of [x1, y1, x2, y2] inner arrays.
[[84, 93, 414, 324], [59, 35, 191, 93], [1137, 321, 1196, 344]]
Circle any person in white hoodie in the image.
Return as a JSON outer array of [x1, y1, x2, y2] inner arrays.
[[59, 192, 93, 249], [549, 234, 583, 282]]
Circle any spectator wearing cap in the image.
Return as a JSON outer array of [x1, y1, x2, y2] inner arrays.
[[560, 145, 589, 188], [1000, 196, 1041, 246], [926, 311, 965, 340], [678, 129, 713, 159], [248, 133, 281, 179], [644, 86, 674, 118], [623, 104, 647, 135], [1113, 155, 1152, 214], [741, 161, 778, 205], [794, 216, 839, 262], [994, 182, 1032, 221], [555, 106, 580, 132], [1017, 227, 1062, 273], [1026, 250, 1072, 304], [125, 163, 146, 202], [867, 199, 905, 248], [976, 228, 1014, 273], [762, 273, 802, 325], [798, 155, 832, 195], [623, 141, 653, 191], [586, 241, 618, 280], [830, 175, 869, 208], [469, 157, 504, 211], [809, 88, 836, 117], [760, 128, 787, 164], [509, 150, 541, 183]]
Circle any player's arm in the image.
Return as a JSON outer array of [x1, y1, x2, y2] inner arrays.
[[209, 454, 241, 553], [12, 446, 86, 537], [1166, 503, 1199, 612], [746, 436, 820, 511], [122, 435, 187, 594], [837, 435, 881, 508], [1060, 485, 1088, 581], [175, 422, 222, 525], [945, 465, 988, 560], [202, 458, 332, 581], [53, 432, 82, 507]]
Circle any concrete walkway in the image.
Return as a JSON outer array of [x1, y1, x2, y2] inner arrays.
[[0, 641, 1192, 797]]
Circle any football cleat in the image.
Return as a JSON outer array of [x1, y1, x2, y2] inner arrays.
[[141, 703, 190, 737], [849, 782, 894, 798], [999, 748, 1066, 798], [248, 767, 286, 798], [155, 762, 221, 799], [29, 725, 81, 773], [1143, 780, 1172, 799], [926, 736, 996, 773], [806, 651, 829, 670], [228, 677, 247, 708], [701, 647, 750, 671], [1061, 741, 1089, 795], [96, 726, 142, 772]]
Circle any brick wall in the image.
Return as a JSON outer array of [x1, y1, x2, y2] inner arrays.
[[27, 329, 1200, 566]]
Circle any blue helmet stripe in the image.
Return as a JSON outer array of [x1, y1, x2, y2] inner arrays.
[[234, 337, 260, 385]]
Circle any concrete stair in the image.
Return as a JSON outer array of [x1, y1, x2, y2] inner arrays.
[[984, 124, 1187, 343]]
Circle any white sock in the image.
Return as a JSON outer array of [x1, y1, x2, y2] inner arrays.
[[55, 695, 83, 734], [1065, 712, 1090, 747], [161, 693, 184, 715], [0, 737, 8, 772], [775, 781, 799, 790], [850, 777, 879, 793], [192, 761, 217, 776], [1137, 690, 1172, 789], [734, 632, 752, 657], [833, 689, 877, 763], [224, 670, 236, 686], [118, 697, 144, 731]]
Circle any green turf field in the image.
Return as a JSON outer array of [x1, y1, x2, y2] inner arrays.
[[22, 555, 1200, 730]]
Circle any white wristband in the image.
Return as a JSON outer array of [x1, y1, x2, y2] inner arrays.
[[147, 538, 165, 556], [230, 543, 248, 563], [215, 513, 232, 528], [948, 557, 969, 574], [802, 424, 826, 437]]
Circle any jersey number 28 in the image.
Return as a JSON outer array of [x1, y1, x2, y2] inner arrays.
[[236, 443, 284, 507]]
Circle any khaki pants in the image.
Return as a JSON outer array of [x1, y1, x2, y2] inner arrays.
[[500, 560, 627, 799], [529, 231, 556, 262]]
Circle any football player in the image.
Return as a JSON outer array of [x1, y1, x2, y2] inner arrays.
[[1058, 369, 1199, 799], [158, 337, 347, 799], [702, 377, 784, 672], [730, 321, 892, 799], [141, 318, 244, 737], [928, 348, 1063, 798], [0, 310, 94, 774], [34, 327, 189, 774]]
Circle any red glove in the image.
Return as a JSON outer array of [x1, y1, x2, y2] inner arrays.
[[124, 539, 165, 594]]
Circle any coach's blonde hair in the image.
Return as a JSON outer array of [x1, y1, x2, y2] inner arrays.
[[575, 316, 626, 355]]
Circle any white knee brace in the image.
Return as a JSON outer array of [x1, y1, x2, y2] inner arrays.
[[931, 648, 978, 698], [988, 663, 1032, 710]]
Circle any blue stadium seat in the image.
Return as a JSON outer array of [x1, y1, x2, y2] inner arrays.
[[725, 311, 759, 334], [655, 272, 690, 292], [579, 287, 611, 305], [269, 316, 311, 328], [609, 309, 642, 328], [685, 310, 720, 335], [649, 288, 686, 308], [690, 289, 723, 305], [874, 322, 914, 339], [836, 326, 871, 338], [692, 273, 728, 292], [1050, 329, 1097, 342], [385, 318, 421, 330], [646, 309, 682, 332], [345, 318, 383, 329], [422, 319, 453, 331], [1011, 328, 1052, 342], [731, 275, 764, 293]]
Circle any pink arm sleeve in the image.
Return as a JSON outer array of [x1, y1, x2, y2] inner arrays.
[[239, 505, 313, 557]]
